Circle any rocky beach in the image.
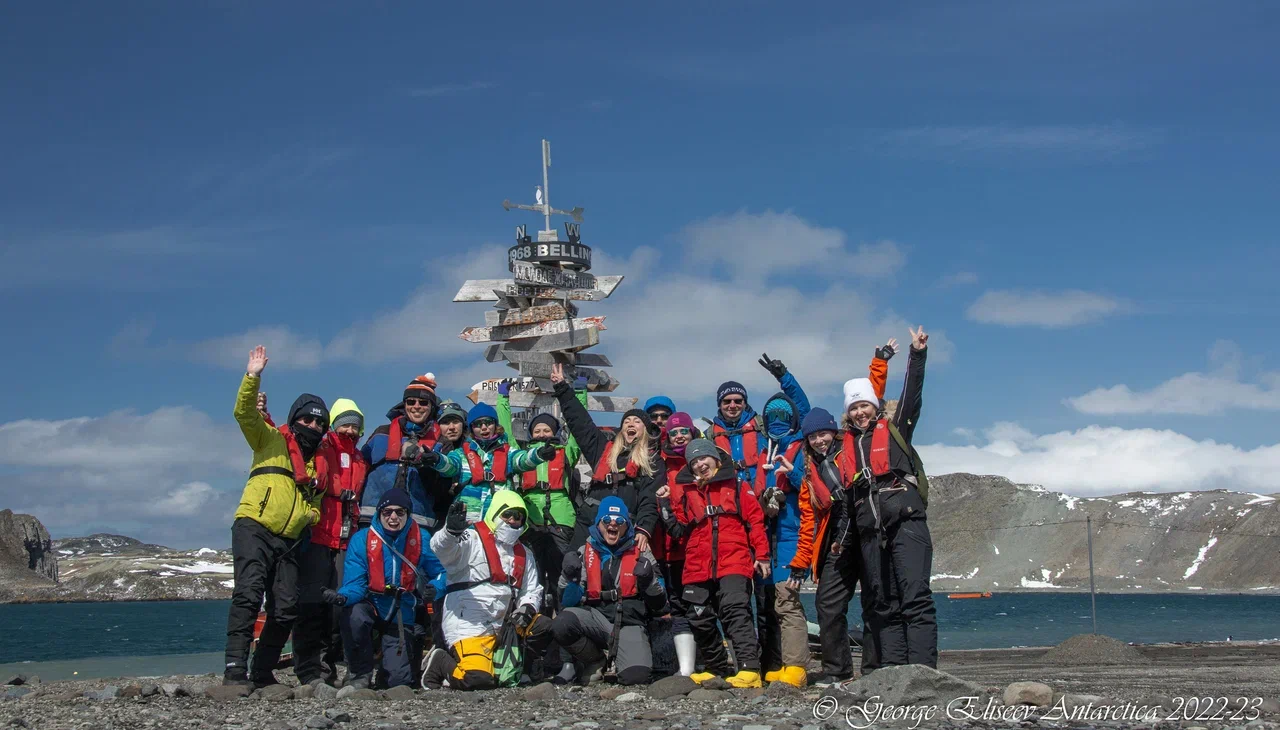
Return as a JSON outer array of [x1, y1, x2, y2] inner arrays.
[[3, 639, 1278, 730]]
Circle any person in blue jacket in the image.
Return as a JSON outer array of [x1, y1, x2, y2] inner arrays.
[[360, 374, 446, 532], [325, 488, 445, 689], [708, 354, 810, 485], [749, 357, 811, 683]]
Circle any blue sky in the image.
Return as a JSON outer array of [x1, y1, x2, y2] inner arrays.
[[2, 1, 1278, 546]]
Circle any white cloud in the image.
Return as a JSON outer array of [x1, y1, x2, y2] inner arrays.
[[0, 409, 246, 547], [880, 124, 1161, 155], [967, 289, 1123, 327], [938, 271, 979, 287], [1067, 340, 1280, 415], [922, 422, 1280, 495]]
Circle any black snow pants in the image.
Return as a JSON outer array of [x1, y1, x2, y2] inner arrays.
[[225, 517, 302, 679], [684, 575, 759, 674]]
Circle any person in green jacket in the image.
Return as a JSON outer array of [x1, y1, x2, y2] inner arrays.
[[225, 345, 328, 687]]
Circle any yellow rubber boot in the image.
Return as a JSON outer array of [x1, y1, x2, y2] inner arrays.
[[725, 670, 762, 688], [763, 668, 783, 683], [777, 665, 808, 688], [689, 672, 718, 685]]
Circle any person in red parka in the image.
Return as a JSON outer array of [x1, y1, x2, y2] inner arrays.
[[670, 438, 769, 688], [293, 399, 368, 687], [653, 412, 700, 676]]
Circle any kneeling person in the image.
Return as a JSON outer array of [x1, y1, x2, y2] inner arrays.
[[327, 488, 444, 689], [422, 492, 543, 690], [555, 497, 666, 686]]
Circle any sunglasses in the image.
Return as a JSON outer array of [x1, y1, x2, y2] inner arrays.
[[667, 427, 692, 437], [599, 515, 628, 526], [381, 508, 407, 517], [500, 509, 525, 521], [403, 398, 431, 407], [295, 415, 325, 428], [471, 418, 496, 428], [649, 411, 671, 419], [720, 397, 745, 405]]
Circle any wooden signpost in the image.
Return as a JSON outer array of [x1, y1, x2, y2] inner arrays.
[[454, 138, 635, 440]]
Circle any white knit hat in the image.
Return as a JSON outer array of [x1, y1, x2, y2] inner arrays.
[[843, 378, 878, 411]]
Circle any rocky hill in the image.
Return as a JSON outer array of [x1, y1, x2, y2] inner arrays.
[[927, 474, 1280, 593], [0, 509, 59, 599]]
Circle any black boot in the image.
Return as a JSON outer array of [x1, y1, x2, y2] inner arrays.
[[250, 645, 284, 688], [223, 666, 253, 687]]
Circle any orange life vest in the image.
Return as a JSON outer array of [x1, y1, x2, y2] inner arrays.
[[583, 543, 638, 602], [521, 446, 566, 491], [463, 442, 509, 485], [383, 417, 440, 462], [366, 522, 422, 595], [837, 419, 893, 485], [712, 420, 762, 471], [592, 447, 640, 485], [753, 440, 804, 493], [472, 520, 526, 587]]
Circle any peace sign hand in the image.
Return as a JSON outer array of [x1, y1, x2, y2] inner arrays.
[[550, 363, 566, 384], [910, 326, 929, 351]]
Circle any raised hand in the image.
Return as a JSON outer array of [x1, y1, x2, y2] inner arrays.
[[246, 345, 268, 377], [550, 363, 566, 384], [876, 338, 899, 361], [445, 500, 469, 535], [497, 379, 513, 397], [910, 326, 929, 351], [758, 352, 787, 380]]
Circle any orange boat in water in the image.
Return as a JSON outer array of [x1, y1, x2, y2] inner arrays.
[[947, 592, 993, 599]]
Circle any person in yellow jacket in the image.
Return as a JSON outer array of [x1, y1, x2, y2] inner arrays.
[[224, 345, 330, 687]]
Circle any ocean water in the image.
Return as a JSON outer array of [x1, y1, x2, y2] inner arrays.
[[2, 593, 1277, 680]]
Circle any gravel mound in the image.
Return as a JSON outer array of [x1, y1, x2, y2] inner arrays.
[[1042, 633, 1150, 665]]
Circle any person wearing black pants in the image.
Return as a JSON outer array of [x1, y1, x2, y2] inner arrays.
[[227, 517, 306, 682], [814, 546, 877, 676]]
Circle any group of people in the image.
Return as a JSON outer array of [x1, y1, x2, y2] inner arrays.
[[222, 325, 937, 693]]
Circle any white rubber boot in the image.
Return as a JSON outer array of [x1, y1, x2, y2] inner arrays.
[[674, 632, 698, 677]]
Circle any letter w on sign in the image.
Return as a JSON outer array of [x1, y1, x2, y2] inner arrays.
[[458, 316, 607, 344], [511, 261, 597, 291]]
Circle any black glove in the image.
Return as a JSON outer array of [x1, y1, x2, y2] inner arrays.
[[561, 551, 582, 581], [400, 440, 423, 465], [535, 443, 558, 461], [419, 449, 441, 468], [633, 557, 655, 587], [419, 583, 437, 603], [875, 343, 898, 361], [321, 588, 347, 607], [758, 352, 787, 380], [445, 500, 468, 535], [339, 489, 357, 502], [513, 603, 536, 632]]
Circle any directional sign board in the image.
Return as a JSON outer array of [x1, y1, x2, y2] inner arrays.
[[511, 261, 597, 291], [468, 389, 637, 411], [453, 277, 623, 303], [493, 350, 613, 367], [481, 327, 600, 354], [483, 304, 575, 327], [516, 363, 618, 391], [459, 316, 605, 344]]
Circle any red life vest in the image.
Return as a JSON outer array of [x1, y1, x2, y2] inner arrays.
[[366, 522, 422, 595], [471, 520, 526, 588], [753, 440, 804, 493], [252, 425, 330, 493], [592, 447, 640, 485], [521, 446, 566, 491], [583, 543, 638, 601], [837, 420, 893, 485], [712, 420, 762, 470], [383, 417, 440, 463], [805, 451, 834, 513], [463, 442, 509, 485]]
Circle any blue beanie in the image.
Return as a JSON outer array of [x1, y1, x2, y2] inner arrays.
[[716, 381, 748, 404], [764, 399, 794, 423], [801, 408, 838, 438], [595, 495, 630, 525], [644, 396, 676, 415], [467, 403, 498, 428]]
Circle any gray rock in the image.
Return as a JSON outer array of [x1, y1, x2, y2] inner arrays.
[[649, 675, 698, 700], [1258, 698, 1280, 716], [381, 685, 416, 701], [264, 722, 296, 730], [323, 709, 351, 722], [1002, 681, 1053, 708], [841, 665, 985, 707], [749, 695, 768, 705], [637, 711, 667, 721], [335, 685, 357, 700], [305, 717, 335, 729], [718, 715, 754, 722], [3, 676, 25, 686], [259, 684, 295, 702], [372, 724, 409, 730], [140, 683, 159, 697], [24, 676, 39, 686], [3, 687, 32, 700], [522, 683, 559, 701], [314, 682, 339, 701], [205, 685, 252, 701], [765, 681, 803, 699], [344, 688, 379, 701], [572, 723, 599, 729], [686, 689, 731, 702], [84, 686, 120, 701], [743, 726, 774, 730], [1058, 693, 1106, 712], [119, 684, 143, 698], [294, 684, 315, 700], [699, 677, 732, 690], [614, 691, 645, 703], [598, 686, 629, 700], [161, 683, 189, 698]]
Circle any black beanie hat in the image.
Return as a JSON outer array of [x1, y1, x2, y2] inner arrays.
[[716, 381, 748, 404], [287, 394, 330, 432], [377, 488, 412, 515], [621, 409, 652, 431], [529, 413, 561, 437]]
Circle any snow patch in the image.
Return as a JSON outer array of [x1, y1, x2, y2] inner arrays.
[[1058, 494, 1079, 510], [1188, 586, 1203, 591], [992, 545, 1000, 555], [1245, 495, 1275, 506], [1020, 576, 1058, 588], [194, 547, 218, 556], [931, 567, 979, 580], [1183, 537, 1218, 579], [160, 561, 234, 575], [221, 579, 235, 588]]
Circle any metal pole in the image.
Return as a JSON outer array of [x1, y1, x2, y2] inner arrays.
[[542, 139, 552, 233], [1087, 515, 1097, 634]]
